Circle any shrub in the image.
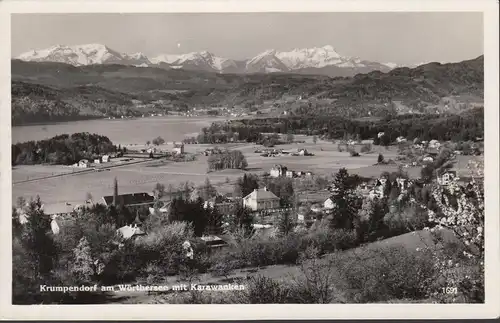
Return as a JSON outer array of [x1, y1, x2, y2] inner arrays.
[[383, 205, 428, 236], [134, 222, 194, 277], [289, 246, 346, 303], [334, 245, 435, 302], [350, 150, 360, 157], [244, 275, 293, 303], [304, 220, 359, 254], [378, 153, 385, 163]]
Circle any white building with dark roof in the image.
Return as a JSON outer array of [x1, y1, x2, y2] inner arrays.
[[243, 187, 280, 211]]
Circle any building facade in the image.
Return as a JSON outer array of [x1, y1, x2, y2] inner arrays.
[[243, 187, 280, 211]]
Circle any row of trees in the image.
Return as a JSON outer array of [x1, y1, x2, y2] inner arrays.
[[12, 132, 117, 166], [207, 149, 247, 172], [196, 107, 483, 145]]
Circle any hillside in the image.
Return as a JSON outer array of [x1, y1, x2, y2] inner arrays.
[[11, 55, 483, 124]]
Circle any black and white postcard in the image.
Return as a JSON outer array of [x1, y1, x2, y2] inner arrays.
[[0, 0, 498, 320]]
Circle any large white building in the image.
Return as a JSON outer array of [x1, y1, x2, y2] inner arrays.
[[243, 187, 280, 211]]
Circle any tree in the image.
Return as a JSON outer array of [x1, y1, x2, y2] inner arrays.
[[169, 197, 208, 237], [235, 174, 259, 197], [112, 177, 119, 207], [277, 210, 295, 236], [13, 197, 58, 304], [152, 136, 165, 146], [199, 178, 217, 201], [71, 237, 95, 283], [229, 203, 254, 235], [149, 151, 154, 159], [286, 133, 295, 143], [378, 153, 385, 164], [153, 183, 166, 200], [330, 168, 362, 230], [146, 140, 151, 146], [85, 192, 93, 203]]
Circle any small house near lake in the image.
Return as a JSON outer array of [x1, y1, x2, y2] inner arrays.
[[270, 164, 287, 178], [173, 143, 185, 155], [78, 159, 89, 168]]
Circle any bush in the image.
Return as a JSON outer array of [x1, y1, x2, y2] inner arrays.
[[334, 245, 435, 302], [378, 153, 385, 163], [289, 246, 346, 303], [305, 220, 359, 254], [383, 205, 428, 236], [134, 222, 194, 277], [244, 275, 294, 303]]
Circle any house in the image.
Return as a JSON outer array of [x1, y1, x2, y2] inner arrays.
[[285, 170, 295, 178], [116, 224, 146, 240], [78, 159, 89, 168], [173, 143, 185, 155], [297, 148, 309, 156], [102, 155, 110, 163], [199, 235, 228, 249], [101, 192, 155, 207], [270, 164, 287, 178], [377, 132, 385, 138], [149, 200, 171, 215], [203, 196, 233, 215], [93, 158, 101, 164], [243, 187, 280, 211], [438, 170, 458, 186], [323, 197, 335, 210], [396, 136, 407, 143]]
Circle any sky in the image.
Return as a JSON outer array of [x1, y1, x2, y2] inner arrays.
[[11, 12, 483, 65]]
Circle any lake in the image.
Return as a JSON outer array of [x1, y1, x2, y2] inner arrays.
[[12, 116, 223, 145]]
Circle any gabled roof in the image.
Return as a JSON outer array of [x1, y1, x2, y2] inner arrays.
[[42, 202, 78, 215], [102, 192, 154, 206], [243, 188, 279, 200]]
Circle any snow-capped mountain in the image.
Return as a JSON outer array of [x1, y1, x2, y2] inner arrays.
[[17, 44, 151, 67], [15, 43, 404, 76], [245, 49, 290, 73], [275, 45, 344, 69], [151, 50, 242, 73]]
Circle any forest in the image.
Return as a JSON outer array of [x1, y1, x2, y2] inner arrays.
[[196, 107, 484, 144], [12, 132, 117, 165]]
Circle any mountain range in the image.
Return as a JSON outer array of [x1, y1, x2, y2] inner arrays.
[[16, 43, 402, 77], [11, 54, 484, 125]]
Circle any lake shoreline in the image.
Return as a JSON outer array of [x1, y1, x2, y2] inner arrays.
[[11, 115, 230, 145]]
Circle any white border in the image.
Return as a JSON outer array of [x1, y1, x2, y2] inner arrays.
[[0, 0, 498, 320]]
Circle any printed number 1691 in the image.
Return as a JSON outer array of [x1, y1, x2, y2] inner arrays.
[[442, 287, 458, 294]]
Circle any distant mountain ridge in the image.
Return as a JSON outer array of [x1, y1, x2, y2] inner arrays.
[[11, 55, 483, 125], [16, 43, 403, 77]]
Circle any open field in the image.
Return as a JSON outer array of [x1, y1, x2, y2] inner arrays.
[[11, 139, 397, 205], [11, 132, 481, 205]]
